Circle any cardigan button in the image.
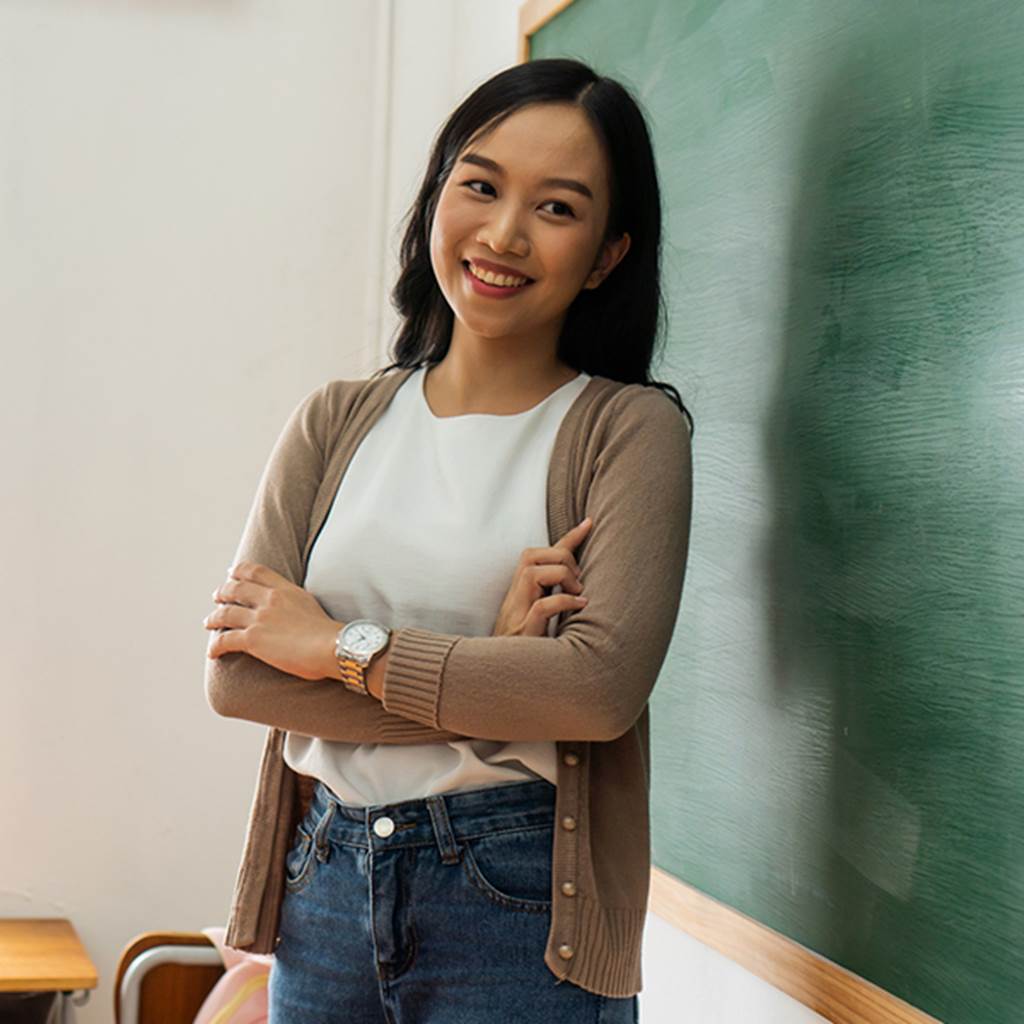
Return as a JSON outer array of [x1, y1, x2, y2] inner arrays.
[[561, 881, 577, 897], [560, 815, 577, 831], [562, 751, 580, 766], [558, 944, 575, 960]]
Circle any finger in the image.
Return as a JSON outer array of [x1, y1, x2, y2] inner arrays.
[[206, 626, 247, 659], [213, 578, 260, 608], [204, 604, 255, 631], [527, 593, 589, 632], [229, 561, 286, 588], [555, 516, 592, 554], [521, 547, 583, 580], [528, 563, 584, 595], [519, 518, 591, 577], [559, 517, 591, 540]]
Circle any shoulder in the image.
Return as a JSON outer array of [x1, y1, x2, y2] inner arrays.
[[561, 377, 691, 498], [294, 367, 414, 436], [609, 380, 687, 423], [585, 377, 692, 453], [302, 373, 382, 412]]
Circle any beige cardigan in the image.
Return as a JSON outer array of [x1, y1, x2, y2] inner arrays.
[[204, 364, 693, 998]]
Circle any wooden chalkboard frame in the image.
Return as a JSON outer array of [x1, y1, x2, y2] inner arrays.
[[516, 3, 943, 1022]]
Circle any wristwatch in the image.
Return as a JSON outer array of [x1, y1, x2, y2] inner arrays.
[[334, 619, 392, 696]]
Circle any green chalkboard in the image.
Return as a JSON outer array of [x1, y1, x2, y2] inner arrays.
[[533, 3, 1024, 1021]]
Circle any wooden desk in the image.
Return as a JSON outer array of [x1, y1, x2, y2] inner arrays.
[[0, 919, 98, 1020]]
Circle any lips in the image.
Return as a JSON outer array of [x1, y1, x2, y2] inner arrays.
[[463, 258, 534, 282], [461, 261, 534, 297]]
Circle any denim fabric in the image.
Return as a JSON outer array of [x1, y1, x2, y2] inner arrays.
[[268, 777, 640, 1023]]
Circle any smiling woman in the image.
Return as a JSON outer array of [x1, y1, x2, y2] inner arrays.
[[428, 101, 629, 346], [397, 102, 623, 421], [207, 56, 693, 1024]]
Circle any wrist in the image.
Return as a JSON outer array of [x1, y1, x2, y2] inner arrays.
[[322, 620, 346, 681], [326, 619, 387, 702], [366, 657, 385, 702]]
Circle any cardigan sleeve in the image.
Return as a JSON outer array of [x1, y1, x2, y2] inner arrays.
[[380, 386, 694, 743], [203, 380, 472, 745]]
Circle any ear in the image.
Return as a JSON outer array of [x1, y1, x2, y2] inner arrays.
[[583, 232, 632, 290]]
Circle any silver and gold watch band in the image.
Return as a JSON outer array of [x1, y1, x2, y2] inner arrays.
[[335, 634, 370, 696], [334, 621, 390, 697]]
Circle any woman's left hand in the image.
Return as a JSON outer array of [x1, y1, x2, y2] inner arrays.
[[203, 561, 340, 680]]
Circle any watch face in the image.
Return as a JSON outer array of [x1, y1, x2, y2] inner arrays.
[[343, 620, 388, 656]]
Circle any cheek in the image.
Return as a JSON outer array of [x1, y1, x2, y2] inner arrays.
[[428, 225, 445, 279], [431, 223, 467, 286], [428, 205, 472, 302], [432, 191, 472, 247], [560, 231, 599, 272], [528, 245, 593, 301], [428, 221, 461, 290]]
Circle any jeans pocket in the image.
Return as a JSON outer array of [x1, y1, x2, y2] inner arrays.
[[283, 821, 317, 895], [284, 795, 338, 896], [459, 824, 553, 912]]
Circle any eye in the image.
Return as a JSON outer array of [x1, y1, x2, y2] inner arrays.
[[459, 180, 576, 220], [540, 199, 577, 219], [462, 179, 496, 198]]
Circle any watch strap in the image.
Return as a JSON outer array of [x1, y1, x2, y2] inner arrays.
[[335, 622, 390, 697]]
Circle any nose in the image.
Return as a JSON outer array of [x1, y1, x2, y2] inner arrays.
[[476, 203, 528, 258]]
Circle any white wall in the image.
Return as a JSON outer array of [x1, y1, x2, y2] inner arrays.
[[0, 1, 824, 1020], [642, 912, 828, 1023]]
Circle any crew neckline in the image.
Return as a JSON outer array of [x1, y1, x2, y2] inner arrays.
[[418, 366, 585, 422]]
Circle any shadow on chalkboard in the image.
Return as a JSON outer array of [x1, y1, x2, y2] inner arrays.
[[766, 35, 1021, 1023]]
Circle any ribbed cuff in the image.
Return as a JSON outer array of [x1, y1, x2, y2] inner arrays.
[[381, 627, 460, 728], [545, 895, 646, 998]]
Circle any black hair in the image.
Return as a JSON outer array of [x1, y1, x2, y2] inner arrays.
[[372, 57, 694, 437]]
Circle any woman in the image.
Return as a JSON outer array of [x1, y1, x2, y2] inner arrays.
[[204, 57, 693, 1022]]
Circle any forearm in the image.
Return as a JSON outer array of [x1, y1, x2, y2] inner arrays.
[[205, 642, 470, 744], [377, 625, 664, 743]]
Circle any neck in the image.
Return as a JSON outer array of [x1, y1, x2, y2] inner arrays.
[[424, 345, 578, 418]]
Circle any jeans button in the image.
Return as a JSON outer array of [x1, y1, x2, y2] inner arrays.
[[373, 816, 396, 838]]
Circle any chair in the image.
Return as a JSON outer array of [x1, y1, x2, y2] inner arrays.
[[113, 931, 224, 1024]]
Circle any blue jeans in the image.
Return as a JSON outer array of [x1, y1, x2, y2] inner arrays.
[[268, 777, 640, 1023]]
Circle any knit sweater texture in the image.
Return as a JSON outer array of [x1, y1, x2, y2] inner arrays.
[[204, 364, 693, 998]]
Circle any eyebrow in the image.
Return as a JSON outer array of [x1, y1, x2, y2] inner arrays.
[[457, 152, 594, 201]]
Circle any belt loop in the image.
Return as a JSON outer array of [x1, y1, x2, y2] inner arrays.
[[313, 800, 336, 863], [425, 795, 460, 864]]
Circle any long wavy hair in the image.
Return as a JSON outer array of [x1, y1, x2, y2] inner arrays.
[[372, 57, 694, 437]]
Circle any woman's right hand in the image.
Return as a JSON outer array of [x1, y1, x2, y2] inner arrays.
[[491, 518, 592, 637]]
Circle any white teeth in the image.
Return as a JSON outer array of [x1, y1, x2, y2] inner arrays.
[[468, 261, 529, 287]]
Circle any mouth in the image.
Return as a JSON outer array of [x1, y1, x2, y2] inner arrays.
[[462, 259, 535, 288]]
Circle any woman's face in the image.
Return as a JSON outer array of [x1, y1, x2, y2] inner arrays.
[[429, 102, 630, 354]]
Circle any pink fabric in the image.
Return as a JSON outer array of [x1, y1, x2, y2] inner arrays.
[[191, 926, 273, 1023]]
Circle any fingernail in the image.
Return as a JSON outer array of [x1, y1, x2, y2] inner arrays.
[[576, 596, 588, 604], [580, 517, 591, 526]]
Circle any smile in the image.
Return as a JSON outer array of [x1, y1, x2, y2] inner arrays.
[[462, 260, 535, 298]]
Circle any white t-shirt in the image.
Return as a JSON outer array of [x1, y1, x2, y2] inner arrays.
[[283, 365, 592, 806]]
